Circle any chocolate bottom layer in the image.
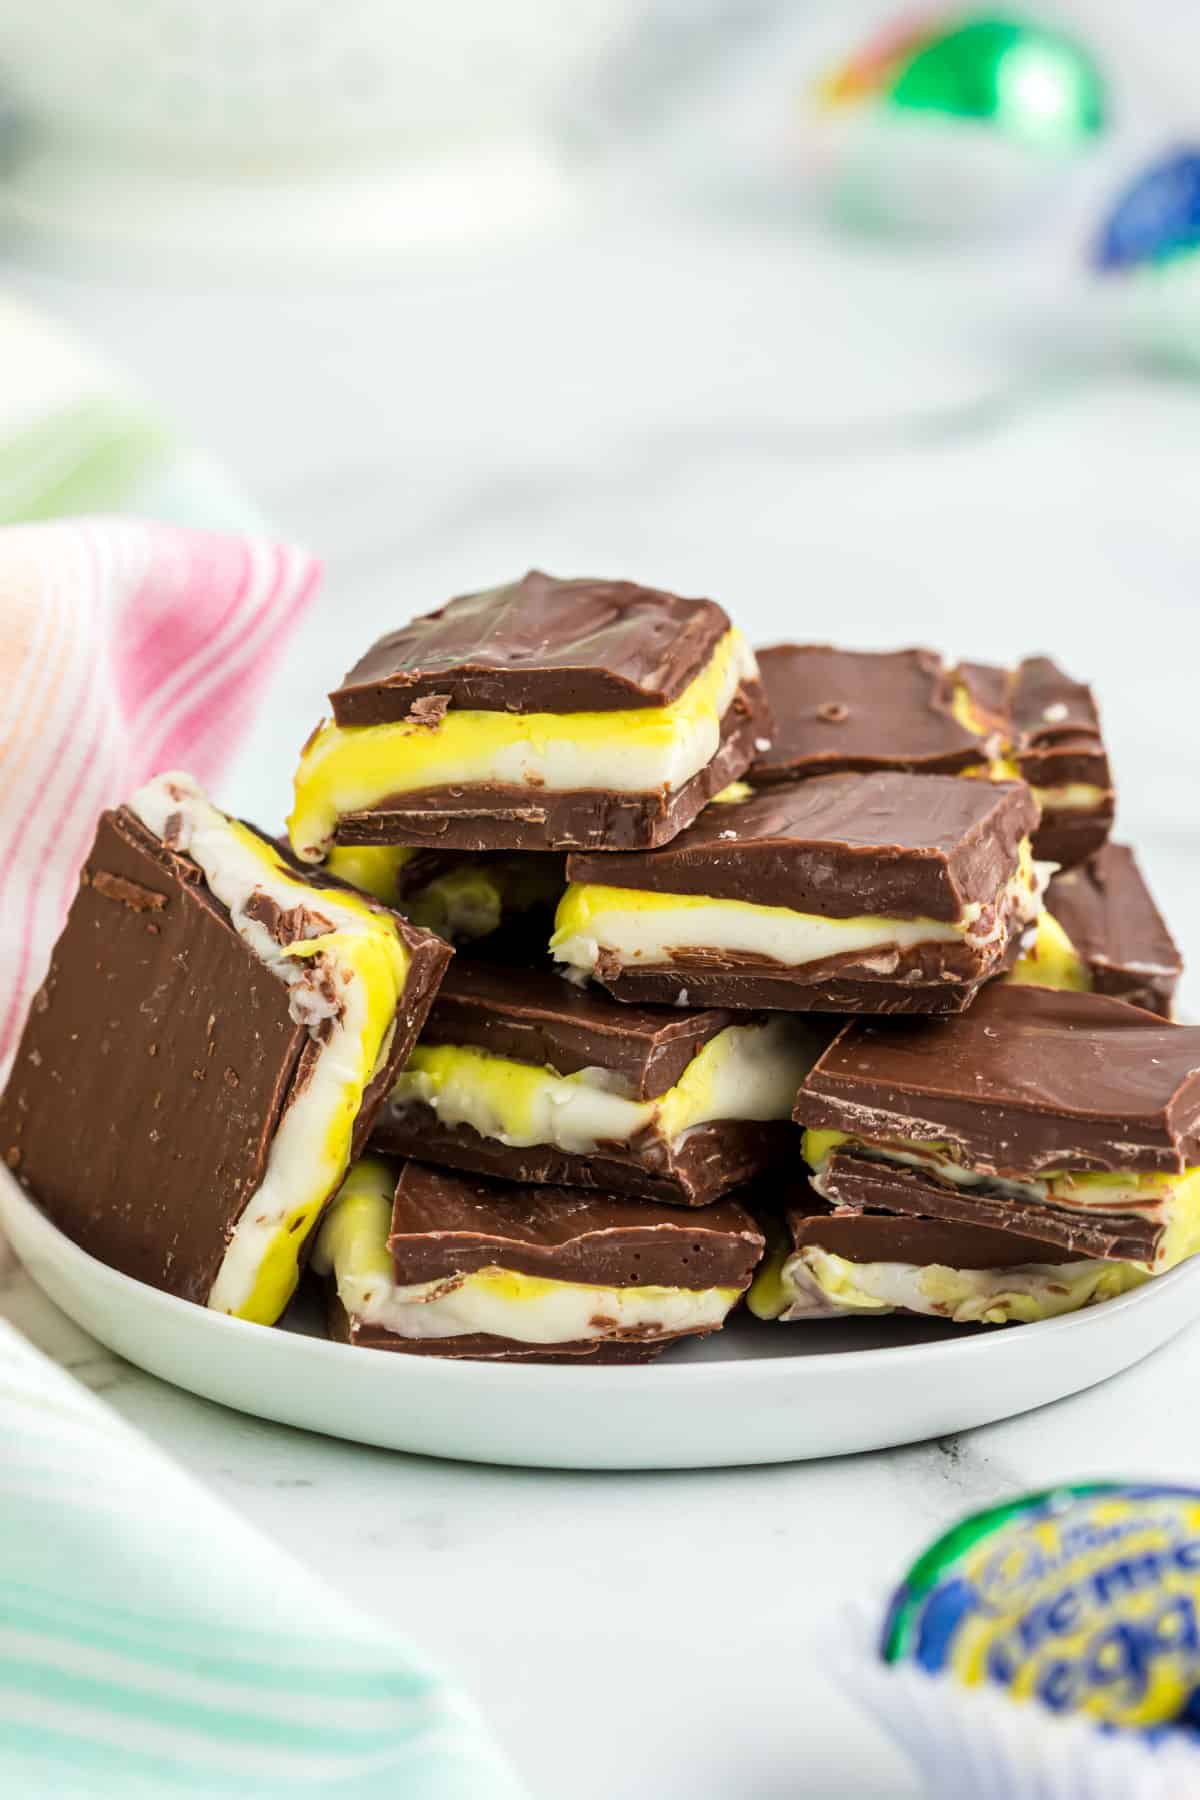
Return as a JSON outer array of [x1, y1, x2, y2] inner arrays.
[[328, 1294, 680, 1362], [371, 1107, 800, 1206], [331, 682, 766, 853], [594, 933, 1024, 1015], [818, 1150, 1159, 1264], [598, 970, 994, 1015], [1033, 808, 1114, 870]]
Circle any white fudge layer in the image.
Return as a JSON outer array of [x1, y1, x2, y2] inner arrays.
[[766, 1247, 1146, 1327]]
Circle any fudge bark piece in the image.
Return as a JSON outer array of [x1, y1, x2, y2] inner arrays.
[[312, 1156, 764, 1361], [553, 771, 1043, 1013], [0, 774, 451, 1323], [288, 570, 770, 858], [793, 984, 1200, 1272], [372, 960, 829, 1205], [1009, 843, 1181, 1018], [751, 645, 991, 784], [958, 655, 1114, 866], [746, 1194, 1146, 1327], [751, 643, 1114, 868]]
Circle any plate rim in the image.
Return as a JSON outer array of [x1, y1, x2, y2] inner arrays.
[[6, 1166, 1200, 1389]]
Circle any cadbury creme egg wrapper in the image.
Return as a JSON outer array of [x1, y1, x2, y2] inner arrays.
[[882, 1482, 1200, 1733]]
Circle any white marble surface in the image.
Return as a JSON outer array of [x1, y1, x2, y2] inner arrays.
[[3, 195, 1200, 1798]]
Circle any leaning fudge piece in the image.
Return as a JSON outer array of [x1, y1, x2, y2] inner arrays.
[[1008, 842, 1181, 1018], [956, 655, 1114, 866], [793, 985, 1200, 1273], [552, 772, 1044, 1013], [311, 1157, 764, 1361], [288, 570, 769, 859], [752, 644, 1114, 870], [750, 645, 993, 785], [372, 960, 828, 1205], [0, 775, 452, 1323], [746, 1193, 1146, 1328], [325, 844, 565, 956]]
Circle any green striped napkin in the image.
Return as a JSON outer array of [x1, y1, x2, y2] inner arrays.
[[1, 1311, 524, 1796], [0, 291, 263, 531]]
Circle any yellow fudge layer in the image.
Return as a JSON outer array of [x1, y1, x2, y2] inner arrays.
[[950, 683, 1002, 743], [325, 844, 416, 902], [1007, 908, 1092, 992], [390, 1016, 818, 1157], [803, 1130, 1200, 1274], [288, 628, 757, 861], [130, 774, 412, 1325], [312, 1158, 741, 1345]]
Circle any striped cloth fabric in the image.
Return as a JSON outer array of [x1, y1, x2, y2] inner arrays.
[[0, 296, 311, 1085], [0, 1320, 525, 1798], [0, 304, 524, 1796], [0, 515, 319, 1083]]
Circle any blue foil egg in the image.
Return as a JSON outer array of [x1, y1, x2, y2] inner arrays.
[[1094, 148, 1200, 272]]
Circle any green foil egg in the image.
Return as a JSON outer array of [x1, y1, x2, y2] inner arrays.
[[887, 18, 1105, 146], [817, 12, 1107, 236]]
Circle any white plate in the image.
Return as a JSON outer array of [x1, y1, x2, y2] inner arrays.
[[5, 1169, 1199, 1470]]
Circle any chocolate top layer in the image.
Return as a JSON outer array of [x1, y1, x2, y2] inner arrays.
[[795, 984, 1200, 1175], [752, 645, 987, 782], [1048, 844, 1181, 983], [1009, 656, 1105, 753], [566, 772, 1038, 922], [785, 1203, 1086, 1269], [417, 959, 739, 1097], [330, 570, 733, 724], [388, 1161, 763, 1288]]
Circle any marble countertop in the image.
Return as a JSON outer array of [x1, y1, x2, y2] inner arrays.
[[3, 198, 1200, 1798]]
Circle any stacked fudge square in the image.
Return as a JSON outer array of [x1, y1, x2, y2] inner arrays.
[[2, 572, 1193, 1362]]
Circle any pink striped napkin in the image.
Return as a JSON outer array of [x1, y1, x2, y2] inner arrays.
[[0, 517, 319, 1082]]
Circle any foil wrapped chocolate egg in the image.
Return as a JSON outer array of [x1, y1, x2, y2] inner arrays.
[[1094, 148, 1200, 273], [884, 1483, 1200, 1733], [1091, 148, 1200, 368], [814, 11, 1107, 237]]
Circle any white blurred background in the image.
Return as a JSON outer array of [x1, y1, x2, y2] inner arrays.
[[0, 0, 1197, 1008]]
